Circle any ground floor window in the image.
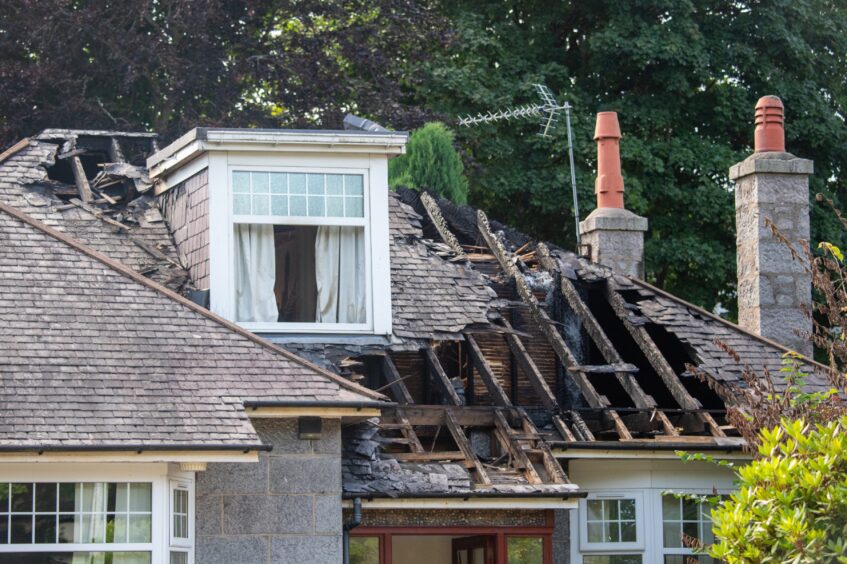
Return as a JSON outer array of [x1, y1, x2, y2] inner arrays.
[[351, 525, 552, 564], [0, 466, 194, 564], [577, 490, 723, 564]]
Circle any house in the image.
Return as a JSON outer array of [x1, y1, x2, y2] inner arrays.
[[0, 96, 825, 564]]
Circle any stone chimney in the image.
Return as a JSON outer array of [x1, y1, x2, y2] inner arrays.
[[579, 112, 648, 277], [730, 96, 813, 356]]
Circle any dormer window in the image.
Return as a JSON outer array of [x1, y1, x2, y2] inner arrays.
[[149, 128, 407, 335], [231, 169, 370, 328]]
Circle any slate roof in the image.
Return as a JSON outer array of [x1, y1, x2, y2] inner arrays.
[[0, 200, 384, 450], [0, 139, 187, 290], [389, 194, 496, 346]]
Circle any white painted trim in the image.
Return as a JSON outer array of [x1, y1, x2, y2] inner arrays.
[[554, 448, 751, 461], [148, 128, 407, 178], [343, 497, 579, 510], [0, 451, 259, 464], [208, 152, 233, 320], [578, 491, 645, 552], [153, 154, 209, 196]]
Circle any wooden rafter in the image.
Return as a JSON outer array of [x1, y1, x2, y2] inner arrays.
[[493, 410, 542, 484], [424, 346, 462, 406], [465, 333, 513, 407], [382, 355, 414, 405], [70, 156, 92, 203], [108, 137, 125, 163], [475, 210, 632, 440], [420, 192, 467, 259], [535, 243, 677, 436], [518, 408, 568, 483], [603, 280, 726, 438], [445, 410, 491, 485]]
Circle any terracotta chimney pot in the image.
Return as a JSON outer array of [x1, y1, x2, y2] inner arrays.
[[594, 112, 625, 209], [754, 95, 785, 153]]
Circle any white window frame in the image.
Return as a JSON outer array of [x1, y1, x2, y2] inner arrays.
[[0, 463, 193, 564], [207, 150, 393, 336], [579, 491, 645, 553], [228, 164, 373, 333], [657, 490, 720, 563], [168, 478, 193, 564]]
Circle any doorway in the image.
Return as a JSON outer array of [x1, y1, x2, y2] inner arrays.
[[452, 535, 495, 564]]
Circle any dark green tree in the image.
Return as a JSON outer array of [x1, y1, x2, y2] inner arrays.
[[389, 122, 469, 203], [411, 0, 847, 315]]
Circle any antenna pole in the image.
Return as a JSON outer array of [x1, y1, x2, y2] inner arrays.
[[564, 103, 580, 247]]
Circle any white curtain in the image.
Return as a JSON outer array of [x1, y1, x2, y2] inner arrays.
[[72, 484, 109, 564], [234, 224, 278, 322], [315, 226, 366, 323]]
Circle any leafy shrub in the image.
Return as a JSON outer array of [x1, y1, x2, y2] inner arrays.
[[707, 418, 847, 563]]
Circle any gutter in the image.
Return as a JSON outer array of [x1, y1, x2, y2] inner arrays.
[[0, 443, 272, 454], [243, 400, 394, 410]]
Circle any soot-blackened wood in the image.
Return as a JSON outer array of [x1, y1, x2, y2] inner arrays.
[[382, 355, 414, 405], [494, 409, 542, 484], [420, 192, 467, 259], [424, 347, 462, 406], [518, 408, 568, 483], [604, 280, 726, 437], [501, 318, 559, 411], [465, 333, 512, 407], [445, 410, 491, 485]]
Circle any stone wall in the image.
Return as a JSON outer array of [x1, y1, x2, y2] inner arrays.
[[552, 510, 570, 564], [579, 207, 648, 279], [195, 418, 342, 564], [731, 153, 813, 356]]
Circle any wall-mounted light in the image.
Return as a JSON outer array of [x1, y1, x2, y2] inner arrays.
[[298, 416, 322, 440]]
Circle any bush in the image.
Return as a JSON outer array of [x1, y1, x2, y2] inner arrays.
[[707, 417, 847, 563], [389, 121, 468, 204]]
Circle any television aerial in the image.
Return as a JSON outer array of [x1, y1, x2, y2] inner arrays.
[[457, 84, 581, 245]]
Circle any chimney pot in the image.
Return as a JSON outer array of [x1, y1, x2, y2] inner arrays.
[[594, 112, 625, 209], [754, 95, 785, 153]]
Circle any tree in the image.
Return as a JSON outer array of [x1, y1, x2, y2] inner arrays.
[[389, 122, 469, 203], [411, 0, 847, 315], [706, 418, 847, 563], [0, 0, 448, 145]]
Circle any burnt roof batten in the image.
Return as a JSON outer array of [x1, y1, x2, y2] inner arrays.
[[475, 209, 632, 440], [420, 192, 467, 260], [424, 347, 463, 406], [603, 279, 727, 438]]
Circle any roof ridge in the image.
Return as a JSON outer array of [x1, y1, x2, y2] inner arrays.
[[0, 199, 387, 403]]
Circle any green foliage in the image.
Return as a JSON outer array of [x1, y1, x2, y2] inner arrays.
[[707, 418, 847, 563], [389, 122, 469, 204], [412, 0, 847, 315]]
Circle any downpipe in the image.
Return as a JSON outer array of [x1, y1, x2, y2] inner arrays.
[[342, 497, 363, 564]]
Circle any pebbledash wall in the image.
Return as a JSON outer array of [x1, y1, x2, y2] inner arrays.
[[195, 418, 343, 564]]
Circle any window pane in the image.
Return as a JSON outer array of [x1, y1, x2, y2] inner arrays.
[[682, 499, 699, 520], [34, 515, 56, 543], [326, 174, 343, 195], [308, 174, 325, 195], [252, 195, 269, 215], [233, 194, 251, 215], [289, 195, 307, 216], [252, 173, 270, 193], [583, 556, 642, 564], [271, 195, 288, 216], [349, 536, 379, 564], [10, 515, 31, 543], [11, 484, 32, 513], [111, 514, 128, 544], [587, 500, 603, 521], [507, 536, 543, 564], [345, 196, 364, 217], [605, 501, 619, 520], [289, 174, 307, 194], [0, 515, 7, 544], [232, 172, 250, 193], [619, 499, 636, 520], [35, 484, 56, 512], [345, 175, 364, 196], [0, 485, 8, 512], [129, 484, 151, 513], [58, 514, 77, 543], [607, 522, 619, 542], [308, 196, 325, 217], [171, 551, 189, 564], [662, 495, 680, 520], [326, 197, 344, 217], [587, 522, 603, 543], [621, 521, 636, 542], [128, 514, 152, 543], [270, 173, 287, 194], [173, 488, 188, 539], [663, 522, 682, 548]]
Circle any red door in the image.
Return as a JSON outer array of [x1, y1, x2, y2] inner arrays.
[[452, 535, 496, 564]]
